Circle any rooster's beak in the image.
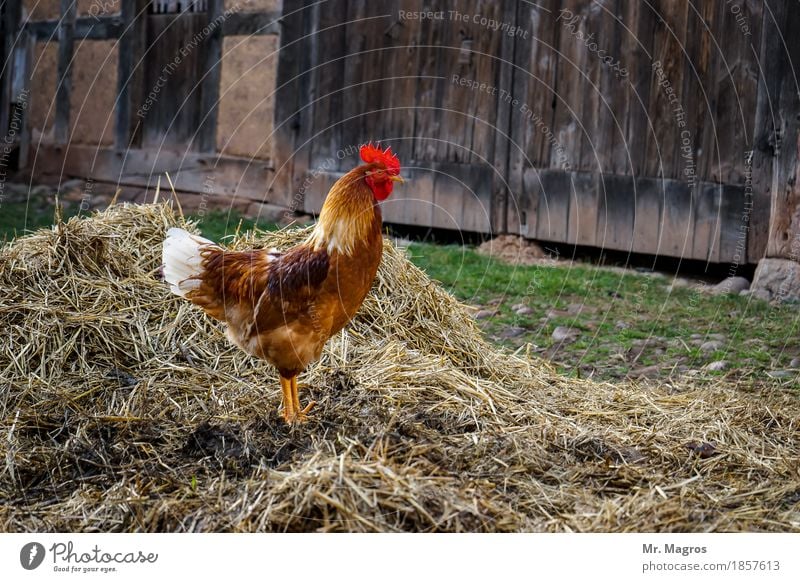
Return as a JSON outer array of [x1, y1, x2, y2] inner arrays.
[[389, 175, 405, 184]]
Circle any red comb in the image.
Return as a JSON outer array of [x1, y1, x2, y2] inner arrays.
[[360, 143, 401, 174]]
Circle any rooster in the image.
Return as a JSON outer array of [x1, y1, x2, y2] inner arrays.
[[162, 144, 402, 423]]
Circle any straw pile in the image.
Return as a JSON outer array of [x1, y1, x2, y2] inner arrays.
[[0, 203, 798, 532]]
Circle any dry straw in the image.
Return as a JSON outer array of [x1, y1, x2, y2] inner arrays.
[[0, 202, 798, 532]]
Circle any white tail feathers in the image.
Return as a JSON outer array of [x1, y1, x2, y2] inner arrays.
[[162, 227, 217, 297]]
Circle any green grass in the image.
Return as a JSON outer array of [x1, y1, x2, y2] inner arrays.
[[407, 242, 800, 384]]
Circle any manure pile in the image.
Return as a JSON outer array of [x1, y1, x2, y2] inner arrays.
[[0, 203, 798, 532]]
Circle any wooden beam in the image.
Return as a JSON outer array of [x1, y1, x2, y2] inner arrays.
[[198, 0, 223, 152], [221, 11, 282, 36], [54, 0, 77, 144], [115, 0, 147, 150], [1, 0, 23, 143], [35, 144, 276, 202], [765, 0, 800, 259], [26, 16, 125, 41]]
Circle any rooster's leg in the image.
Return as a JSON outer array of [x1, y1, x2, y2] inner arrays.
[[290, 376, 316, 422], [280, 375, 296, 424]]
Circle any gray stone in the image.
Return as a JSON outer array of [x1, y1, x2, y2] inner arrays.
[[751, 258, 800, 303], [712, 276, 750, 295], [752, 289, 771, 302], [514, 306, 534, 316], [789, 358, 800, 369], [501, 326, 527, 338], [706, 361, 728, 372], [700, 340, 724, 352], [474, 309, 498, 320], [552, 326, 579, 342]]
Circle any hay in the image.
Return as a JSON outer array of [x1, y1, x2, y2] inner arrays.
[[0, 202, 798, 532]]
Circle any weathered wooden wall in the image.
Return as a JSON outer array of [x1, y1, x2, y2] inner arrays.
[[274, 0, 791, 264]]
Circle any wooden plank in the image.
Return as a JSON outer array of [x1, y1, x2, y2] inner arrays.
[[35, 144, 277, 202], [221, 11, 282, 36], [677, 0, 715, 188], [692, 181, 721, 263], [198, 0, 223, 152], [631, 176, 663, 256], [766, 0, 800, 259], [535, 170, 572, 243], [550, 0, 590, 173], [308, 0, 347, 170], [381, 0, 421, 167], [140, 13, 207, 150], [719, 184, 747, 264], [460, 164, 494, 234], [566, 171, 598, 246], [596, 173, 634, 251], [398, 168, 435, 228], [578, 0, 617, 172], [660, 178, 694, 258], [515, 168, 544, 238], [26, 16, 126, 41], [431, 162, 465, 230], [411, 0, 445, 162], [1, 0, 24, 146], [489, 0, 518, 233], [115, 0, 147, 150], [643, 0, 688, 180], [523, 0, 559, 170], [54, 0, 77, 144], [749, 0, 784, 260], [615, 1, 656, 176], [273, 0, 309, 207]]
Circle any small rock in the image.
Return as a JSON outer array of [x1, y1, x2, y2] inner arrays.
[[566, 303, 583, 315], [511, 303, 526, 311], [615, 321, 629, 330], [767, 370, 794, 379], [751, 289, 771, 302], [629, 364, 661, 378], [685, 441, 717, 459], [708, 333, 726, 342], [700, 340, 724, 352], [474, 309, 498, 320], [514, 306, 534, 316], [752, 258, 800, 303], [739, 289, 751, 296], [789, 358, 800, 369], [690, 334, 703, 340], [712, 276, 750, 295], [706, 360, 728, 371], [552, 326, 579, 342], [500, 326, 527, 338]]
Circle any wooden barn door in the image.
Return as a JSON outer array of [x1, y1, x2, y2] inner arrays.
[[275, 0, 517, 234], [140, 1, 212, 151]]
